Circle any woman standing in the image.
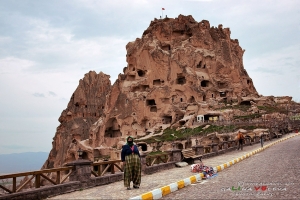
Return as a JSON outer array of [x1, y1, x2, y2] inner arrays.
[[121, 136, 141, 190]]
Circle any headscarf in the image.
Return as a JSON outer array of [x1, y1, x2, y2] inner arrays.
[[126, 136, 134, 147]]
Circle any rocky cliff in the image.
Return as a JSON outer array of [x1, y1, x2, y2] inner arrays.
[[43, 14, 260, 168]]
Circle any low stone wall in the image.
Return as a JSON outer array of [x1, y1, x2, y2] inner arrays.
[[0, 181, 81, 200], [1, 173, 125, 200]]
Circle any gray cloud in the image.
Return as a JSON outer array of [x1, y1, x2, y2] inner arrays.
[[1, 0, 300, 154], [48, 91, 56, 96], [32, 93, 45, 98]]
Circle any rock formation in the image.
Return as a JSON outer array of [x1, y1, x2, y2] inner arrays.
[[43, 71, 111, 168], [43, 15, 295, 169]]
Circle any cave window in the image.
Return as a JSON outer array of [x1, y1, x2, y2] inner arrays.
[[95, 113, 97, 116], [180, 98, 183, 102], [203, 64, 206, 69], [85, 105, 87, 108], [150, 106, 157, 112], [196, 61, 202, 68], [75, 102, 79, 107], [247, 80, 251, 84], [83, 114, 84, 117], [201, 80, 209, 87], [137, 70, 146, 77], [162, 44, 171, 51], [177, 143, 183, 149], [179, 121, 186, 126], [153, 79, 161, 86], [137, 143, 147, 151], [240, 101, 251, 105], [176, 75, 186, 85], [146, 99, 156, 106], [188, 96, 195, 103], [220, 92, 226, 97], [212, 94, 214, 98], [203, 95, 206, 101], [162, 116, 172, 124], [102, 106, 104, 109]]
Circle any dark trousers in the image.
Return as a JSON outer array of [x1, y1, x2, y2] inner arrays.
[[237, 139, 243, 150], [260, 138, 264, 147]]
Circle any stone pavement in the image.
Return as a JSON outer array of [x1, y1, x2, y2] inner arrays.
[[49, 133, 297, 200], [161, 133, 300, 199]]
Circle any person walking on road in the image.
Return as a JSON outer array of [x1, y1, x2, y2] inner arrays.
[[121, 136, 141, 190], [237, 131, 244, 150], [260, 134, 264, 147]]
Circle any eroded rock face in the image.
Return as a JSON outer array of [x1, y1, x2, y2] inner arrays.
[[44, 15, 262, 168], [103, 15, 258, 141], [43, 71, 111, 169]]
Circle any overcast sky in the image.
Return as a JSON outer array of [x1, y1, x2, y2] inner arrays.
[[0, 0, 299, 154]]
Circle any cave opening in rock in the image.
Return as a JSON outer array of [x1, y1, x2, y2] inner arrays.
[[176, 75, 186, 85], [162, 116, 172, 124], [104, 118, 121, 138], [179, 120, 186, 126], [137, 143, 148, 151], [188, 96, 195, 103], [201, 80, 209, 87], [196, 61, 202, 68], [177, 143, 183, 149], [146, 99, 156, 106], [153, 79, 161, 86], [185, 141, 192, 149], [162, 44, 171, 51], [137, 70, 146, 77], [220, 92, 226, 97], [240, 101, 251, 106]]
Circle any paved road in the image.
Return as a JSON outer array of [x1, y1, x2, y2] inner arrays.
[[162, 135, 300, 199]]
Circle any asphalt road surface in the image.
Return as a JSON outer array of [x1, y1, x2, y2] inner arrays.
[[162, 135, 300, 199]]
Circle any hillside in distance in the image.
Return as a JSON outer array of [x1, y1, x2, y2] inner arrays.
[[0, 152, 48, 174]]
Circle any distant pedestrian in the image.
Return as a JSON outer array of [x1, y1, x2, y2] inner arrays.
[[121, 136, 141, 190], [260, 134, 264, 147], [237, 131, 244, 150]]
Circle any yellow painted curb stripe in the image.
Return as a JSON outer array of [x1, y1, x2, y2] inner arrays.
[[161, 185, 171, 196], [141, 192, 153, 200], [177, 180, 185, 189], [190, 176, 196, 184]]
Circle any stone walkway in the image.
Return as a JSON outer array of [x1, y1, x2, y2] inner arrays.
[[49, 134, 293, 200], [162, 133, 300, 199]]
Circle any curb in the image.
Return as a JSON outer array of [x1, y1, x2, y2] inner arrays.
[[129, 133, 300, 200]]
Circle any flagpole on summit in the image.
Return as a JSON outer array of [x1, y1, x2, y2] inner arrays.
[[162, 8, 165, 18]]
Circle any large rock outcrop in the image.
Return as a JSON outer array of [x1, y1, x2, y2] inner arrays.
[[43, 14, 261, 168], [43, 71, 111, 168]]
